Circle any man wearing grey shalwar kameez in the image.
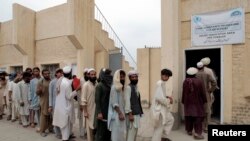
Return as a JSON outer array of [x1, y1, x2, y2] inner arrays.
[[108, 69, 127, 141]]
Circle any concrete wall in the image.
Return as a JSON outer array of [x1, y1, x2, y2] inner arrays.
[[35, 36, 77, 67], [0, 45, 23, 67], [95, 50, 109, 74], [137, 48, 161, 107], [36, 4, 70, 40], [161, 0, 250, 124], [0, 0, 130, 78], [149, 49, 161, 103], [0, 21, 13, 46], [12, 4, 36, 69]]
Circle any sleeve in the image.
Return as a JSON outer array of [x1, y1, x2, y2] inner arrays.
[[181, 81, 187, 104], [155, 85, 170, 106], [28, 81, 33, 101], [8, 81, 13, 91], [18, 83, 23, 103], [65, 83, 78, 100], [125, 86, 132, 114], [208, 74, 217, 93], [110, 87, 119, 108], [49, 81, 53, 107], [95, 84, 102, 114], [81, 83, 88, 106], [207, 68, 216, 81], [36, 80, 42, 96], [200, 80, 207, 103]]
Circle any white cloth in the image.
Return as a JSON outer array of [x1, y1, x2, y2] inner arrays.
[[63, 66, 72, 74], [128, 70, 138, 77], [151, 80, 174, 140], [11, 82, 20, 119], [197, 62, 204, 68], [151, 112, 174, 141], [186, 67, 198, 75], [79, 77, 86, 137], [18, 81, 30, 116], [21, 115, 29, 126], [108, 86, 126, 140], [61, 117, 73, 140], [151, 80, 172, 126], [53, 77, 77, 129], [3, 81, 10, 105], [107, 70, 127, 141], [126, 122, 138, 141]]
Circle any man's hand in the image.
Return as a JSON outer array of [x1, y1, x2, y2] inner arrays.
[[129, 113, 134, 122], [97, 113, 103, 120], [80, 106, 83, 112], [76, 85, 81, 91], [9, 98, 12, 102], [167, 96, 173, 104], [84, 112, 89, 118], [118, 112, 125, 121], [20, 102, 24, 107], [48, 107, 53, 113]]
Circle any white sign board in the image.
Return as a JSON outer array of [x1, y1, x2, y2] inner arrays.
[[191, 8, 245, 46]]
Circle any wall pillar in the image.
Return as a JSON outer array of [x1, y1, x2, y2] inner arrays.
[[12, 4, 36, 69], [161, 0, 181, 129], [68, 0, 95, 77]]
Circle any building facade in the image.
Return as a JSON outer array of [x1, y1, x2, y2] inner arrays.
[[138, 0, 250, 129], [0, 0, 132, 77]]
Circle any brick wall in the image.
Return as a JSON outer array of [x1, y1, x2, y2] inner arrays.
[[232, 102, 250, 124], [231, 12, 250, 123]]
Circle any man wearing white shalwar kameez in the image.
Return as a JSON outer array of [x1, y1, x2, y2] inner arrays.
[[18, 72, 32, 127], [12, 75, 22, 124], [108, 69, 127, 141], [81, 68, 97, 141], [9, 73, 22, 122], [49, 68, 63, 139], [53, 66, 79, 141], [151, 69, 174, 141], [77, 68, 89, 139], [3, 78, 11, 120], [0, 77, 7, 119]]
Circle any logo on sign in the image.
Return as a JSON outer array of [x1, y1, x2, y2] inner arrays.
[[231, 10, 241, 17], [193, 16, 201, 23]]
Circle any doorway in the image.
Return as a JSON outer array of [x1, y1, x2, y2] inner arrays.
[[185, 47, 222, 123]]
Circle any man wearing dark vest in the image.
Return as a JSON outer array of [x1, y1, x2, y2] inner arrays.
[[125, 70, 143, 141]]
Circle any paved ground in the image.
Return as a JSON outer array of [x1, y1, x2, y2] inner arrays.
[[0, 109, 208, 141]]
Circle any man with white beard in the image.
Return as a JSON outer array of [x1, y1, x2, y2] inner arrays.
[[53, 66, 80, 141]]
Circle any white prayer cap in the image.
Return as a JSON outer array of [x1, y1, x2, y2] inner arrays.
[[63, 66, 72, 74], [186, 67, 198, 75], [128, 70, 138, 77], [83, 68, 89, 73], [197, 62, 204, 69], [87, 68, 95, 73], [200, 57, 211, 65]]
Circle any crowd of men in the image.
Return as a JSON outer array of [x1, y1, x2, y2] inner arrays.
[[0, 65, 175, 141], [182, 57, 218, 140]]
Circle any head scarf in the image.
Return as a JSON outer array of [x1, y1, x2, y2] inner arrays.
[[98, 68, 113, 88]]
